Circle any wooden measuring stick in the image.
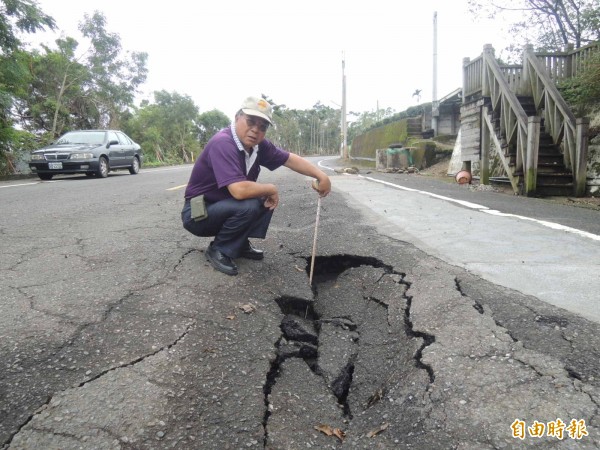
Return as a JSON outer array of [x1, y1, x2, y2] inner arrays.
[[309, 195, 321, 285], [309, 180, 321, 285]]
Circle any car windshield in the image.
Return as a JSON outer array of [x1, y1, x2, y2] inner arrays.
[[55, 132, 105, 145]]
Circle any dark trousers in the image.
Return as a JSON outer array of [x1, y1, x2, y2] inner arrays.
[[181, 198, 273, 258]]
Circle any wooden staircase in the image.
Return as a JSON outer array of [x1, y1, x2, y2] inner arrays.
[[496, 96, 575, 196], [468, 43, 592, 197]]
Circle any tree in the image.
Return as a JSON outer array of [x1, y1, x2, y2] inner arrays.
[[468, 0, 600, 51], [126, 90, 201, 164], [271, 108, 303, 154], [0, 0, 55, 53], [347, 107, 396, 144], [18, 37, 91, 136], [267, 101, 341, 155], [14, 11, 148, 138], [78, 11, 148, 128], [197, 109, 230, 148], [412, 89, 422, 103], [0, 0, 56, 175]]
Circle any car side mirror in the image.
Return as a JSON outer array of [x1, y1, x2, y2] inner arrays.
[[107, 139, 119, 148]]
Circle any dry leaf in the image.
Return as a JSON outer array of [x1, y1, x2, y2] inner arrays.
[[366, 422, 388, 438], [332, 428, 346, 441], [226, 315, 235, 320], [314, 424, 334, 436], [238, 303, 256, 314], [314, 424, 345, 441], [294, 265, 304, 272]]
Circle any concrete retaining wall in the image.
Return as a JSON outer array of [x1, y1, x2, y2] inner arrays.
[[587, 136, 600, 196]]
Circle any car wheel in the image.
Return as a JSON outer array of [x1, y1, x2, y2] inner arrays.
[[38, 173, 53, 180], [129, 156, 140, 175], [96, 156, 109, 178]]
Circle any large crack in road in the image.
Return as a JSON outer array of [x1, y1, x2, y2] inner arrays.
[[262, 255, 436, 448]]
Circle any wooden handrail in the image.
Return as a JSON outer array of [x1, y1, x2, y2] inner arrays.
[[522, 45, 589, 193], [482, 47, 529, 130], [480, 45, 541, 194], [464, 42, 600, 98], [568, 41, 600, 77], [523, 46, 577, 125], [481, 106, 520, 192], [463, 55, 483, 99], [523, 45, 575, 170]]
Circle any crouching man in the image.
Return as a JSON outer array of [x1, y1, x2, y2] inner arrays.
[[181, 96, 331, 275]]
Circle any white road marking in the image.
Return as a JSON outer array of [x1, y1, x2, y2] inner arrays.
[[0, 182, 40, 188], [167, 184, 187, 191]]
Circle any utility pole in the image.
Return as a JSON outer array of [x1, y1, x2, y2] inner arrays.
[[341, 53, 348, 160], [432, 11, 439, 136]]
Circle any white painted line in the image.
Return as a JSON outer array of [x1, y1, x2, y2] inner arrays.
[[358, 174, 489, 210], [141, 166, 191, 174], [0, 182, 39, 188], [167, 184, 187, 191], [317, 159, 337, 172], [482, 209, 600, 242]]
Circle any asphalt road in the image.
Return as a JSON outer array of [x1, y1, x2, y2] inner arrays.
[[1, 163, 598, 449]]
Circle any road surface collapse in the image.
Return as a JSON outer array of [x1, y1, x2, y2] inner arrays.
[[262, 255, 436, 448]]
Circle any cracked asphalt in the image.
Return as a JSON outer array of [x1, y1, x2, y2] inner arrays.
[[0, 162, 598, 449]]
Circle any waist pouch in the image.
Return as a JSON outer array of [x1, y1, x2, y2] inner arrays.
[[190, 195, 208, 221]]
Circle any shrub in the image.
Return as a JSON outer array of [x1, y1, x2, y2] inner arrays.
[[559, 51, 600, 116]]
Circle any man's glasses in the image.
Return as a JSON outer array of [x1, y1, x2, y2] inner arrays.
[[245, 116, 270, 132]]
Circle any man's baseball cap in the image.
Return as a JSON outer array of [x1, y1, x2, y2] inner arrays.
[[241, 96, 273, 124]]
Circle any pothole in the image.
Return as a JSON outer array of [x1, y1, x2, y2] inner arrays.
[[306, 254, 393, 285], [262, 255, 436, 447]]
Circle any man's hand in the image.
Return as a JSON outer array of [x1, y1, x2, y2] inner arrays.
[[264, 192, 279, 210], [312, 177, 332, 197]]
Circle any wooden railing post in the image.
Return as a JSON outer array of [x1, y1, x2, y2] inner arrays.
[[482, 44, 494, 97], [462, 58, 471, 105], [525, 116, 541, 196], [575, 117, 590, 197], [481, 107, 490, 185], [565, 43, 574, 77], [521, 45, 535, 97]]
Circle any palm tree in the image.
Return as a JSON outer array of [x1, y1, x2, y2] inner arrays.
[[412, 89, 422, 103]]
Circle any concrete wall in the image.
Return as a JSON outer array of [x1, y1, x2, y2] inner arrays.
[[438, 104, 460, 135], [423, 103, 460, 136], [587, 135, 600, 196]]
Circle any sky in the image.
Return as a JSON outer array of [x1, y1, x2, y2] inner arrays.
[[26, 0, 511, 120]]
